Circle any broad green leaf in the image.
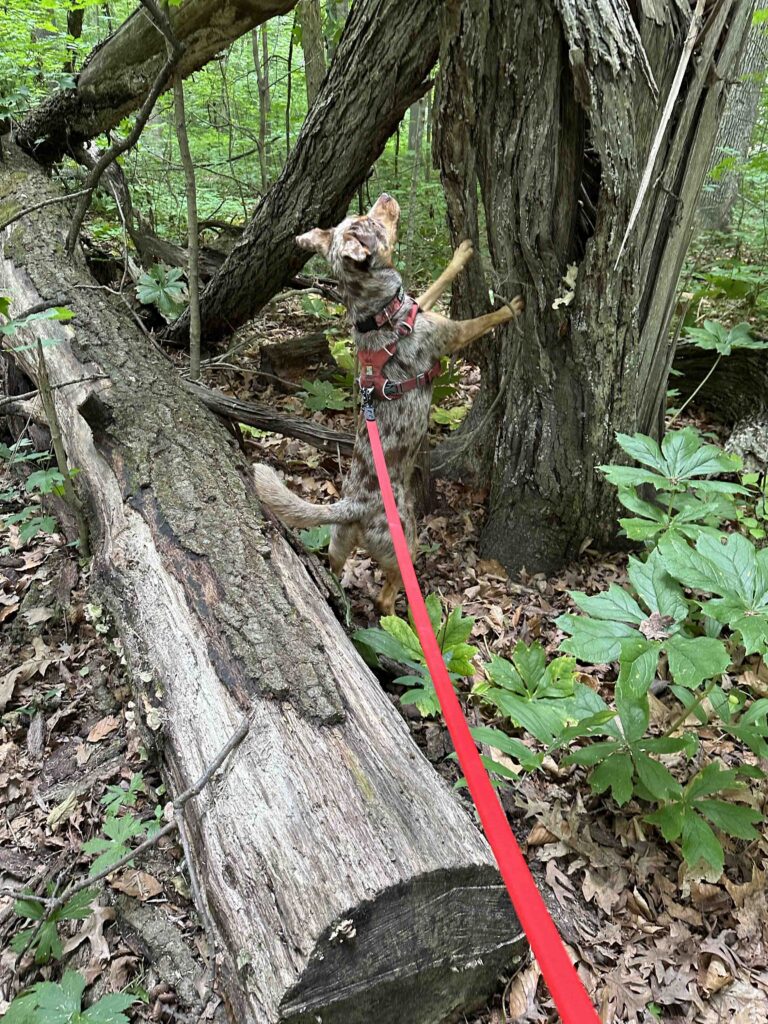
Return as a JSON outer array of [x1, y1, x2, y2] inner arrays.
[[681, 810, 724, 875], [570, 584, 645, 624], [615, 683, 649, 742], [617, 636, 659, 696], [469, 727, 543, 770], [665, 634, 729, 688], [14, 896, 46, 921], [562, 740, 622, 766], [632, 751, 682, 801], [627, 551, 688, 621], [645, 802, 685, 841], [695, 799, 761, 840], [615, 432, 663, 472], [685, 763, 744, 801], [379, 616, 423, 660], [482, 689, 566, 745], [589, 751, 634, 805], [81, 993, 136, 1024], [556, 614, 635, 662]]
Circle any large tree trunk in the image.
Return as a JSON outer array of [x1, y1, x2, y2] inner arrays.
[[168, 0, 438, 346], [698, 0, 768, 231], [15, 0, 298, 164], [0, 143, 525, 1022], [434, 0, 755, 574]]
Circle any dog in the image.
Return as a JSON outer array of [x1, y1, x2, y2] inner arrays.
[[252, 193, 523, 615]]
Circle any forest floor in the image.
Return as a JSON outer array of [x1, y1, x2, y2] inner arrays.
[[1, 294, 767, 1023]]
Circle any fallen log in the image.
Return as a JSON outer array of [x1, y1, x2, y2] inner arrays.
[[1, 143, 525, 1023], [16, 0, 298, 164], [673, 341, 768, 423], [187, 380, 355, 455]]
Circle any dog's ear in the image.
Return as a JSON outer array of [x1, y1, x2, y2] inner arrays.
[[295, 228, 332, 256], [340, 236, 370, 263]]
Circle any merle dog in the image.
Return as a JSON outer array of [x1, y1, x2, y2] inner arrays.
[[252, 193, 523, 614]]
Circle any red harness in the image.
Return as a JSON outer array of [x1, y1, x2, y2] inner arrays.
[[356, 299, 441, 401]]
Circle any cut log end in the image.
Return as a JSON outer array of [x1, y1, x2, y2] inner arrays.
[[277, 868, 522, 1024]]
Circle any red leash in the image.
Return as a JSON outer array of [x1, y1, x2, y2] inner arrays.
[[364, 406, 601, 1024]]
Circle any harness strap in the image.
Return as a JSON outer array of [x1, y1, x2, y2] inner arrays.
[[357, 300, 438, 401], [362, 401, 601, 1024]]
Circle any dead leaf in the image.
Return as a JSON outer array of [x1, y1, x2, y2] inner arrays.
[[110, 870, 163, 901], [506, 961, 541, 1020], [527, 822, 557, 847], [62, 905, 115, 963], [701, 955, 733, 996], [75, 742, 92, 766], [23, 606, 55, 626], [48, 790, 78, 830], [87, 715, 121, 742]]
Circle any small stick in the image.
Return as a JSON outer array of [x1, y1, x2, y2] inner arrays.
[[0, 191, 92, 233]]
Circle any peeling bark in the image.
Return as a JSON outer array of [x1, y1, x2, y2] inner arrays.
[[16, 0, 298, 163], [168, 0, 438, 346], [434, 0, 755, 573], [1, 143, 525, 1024]]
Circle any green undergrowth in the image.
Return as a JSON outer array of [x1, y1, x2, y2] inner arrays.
[[355, 426, 768, 879]]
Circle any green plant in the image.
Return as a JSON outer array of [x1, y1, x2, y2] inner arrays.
[[658, 531, 768, 655], [431, 405, 467, 430], [11, 889, 97, 965], [474, 641, 612, 746], [100, 773, 146, 816], [298, 524, 331, 552], [81, 814, 149, 876], [645, 764, 761, 876], [135, 264, 187, 317], [354, 595, 476, 716], [600, 428, 743, 541], [1, 441, 60, 545], [5, 970, 136, 1024], [299, 379, 352, 412]]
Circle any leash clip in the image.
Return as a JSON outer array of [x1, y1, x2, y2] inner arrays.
[[360, 385, 376, 421]]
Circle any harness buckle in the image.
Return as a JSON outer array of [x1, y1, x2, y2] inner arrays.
[[382, 379, 400, 400], [360, 385, 376, 420]]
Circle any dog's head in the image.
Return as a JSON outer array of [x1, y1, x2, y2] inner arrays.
[[295, 193, 400, 276]]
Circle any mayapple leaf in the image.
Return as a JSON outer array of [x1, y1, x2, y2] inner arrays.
[[665, 634, 730, 688]]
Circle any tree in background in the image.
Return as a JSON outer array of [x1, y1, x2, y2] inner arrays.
[[699, 2, 768, 230]]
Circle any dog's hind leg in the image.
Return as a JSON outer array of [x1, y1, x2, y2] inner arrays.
[[416, 239, 474, 311], [375, 563, 403, 617], [329, 523, 358, 577]]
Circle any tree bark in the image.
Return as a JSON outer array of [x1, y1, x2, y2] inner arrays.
[[433, 0, 755, 574], [297, 0, 326, 108], [0, 142, 525, 1024], [168, 0, 438, 346], [698, 0, 768, 231], [16, 0, 298, 164]]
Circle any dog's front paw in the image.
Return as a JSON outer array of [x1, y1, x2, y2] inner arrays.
[[455, 239, 474, 262], [508, 294, 524, 316]]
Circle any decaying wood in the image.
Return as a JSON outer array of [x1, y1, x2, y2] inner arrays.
[[168, 0, 438, 345], [1, 143, 525, 1024], [15, 0, 299, 163], [186, 380, 355, 455], [673, 341, 768, 422]]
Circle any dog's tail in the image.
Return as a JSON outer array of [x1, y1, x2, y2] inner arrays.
[[252, 464, 358, 527]]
